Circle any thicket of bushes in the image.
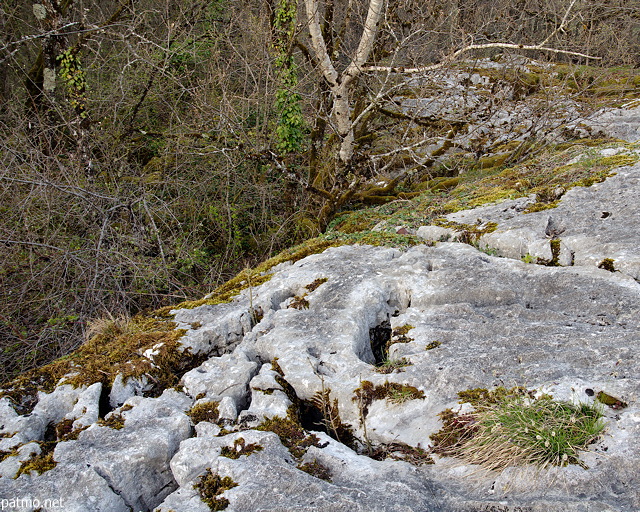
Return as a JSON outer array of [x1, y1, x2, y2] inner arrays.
[[1, 0, 638, 380]]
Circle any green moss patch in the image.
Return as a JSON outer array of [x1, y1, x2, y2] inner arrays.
[[194, 469, 238, 511], [297, 459, 332, 481], [256, 409, 322, 459], [288, 295, 310, 310], [0, 315, 196, 414], [188, 401, 220, 424], [305, 278, 328, 292], [598, 258, 617, 272], [595, 391, 627, 410], [98, 413, 126, 430], [369, 441, 434, 465], [17, 443, 57, 477], [353, 380, 425, 418], [220, 437, 263, 459]]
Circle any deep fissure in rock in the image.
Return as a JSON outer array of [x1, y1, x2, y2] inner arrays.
[[369, 319, 392, 365], [98, 385, 113, 419]]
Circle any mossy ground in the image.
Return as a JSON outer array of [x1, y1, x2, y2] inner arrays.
[[324, 140, 639, 241], [0, 315, 194, 414]]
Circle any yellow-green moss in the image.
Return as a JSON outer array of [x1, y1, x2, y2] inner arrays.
[[98, 413, 126, 430], [425, 341, 442, 350], [390, 324, 414, 344], [432, 219, 498, 245], [0, 315, 191, 413], [305, 278, 328, 292], [597, 258, 616, 272], [0, 448, 18, 463], [288, 295, 310, 310], [17, 443, 57, 476], [256, 409, 321, 459], [595, 391, 627, 409]]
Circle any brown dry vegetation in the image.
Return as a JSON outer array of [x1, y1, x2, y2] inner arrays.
[[0, 0, 639, 381]]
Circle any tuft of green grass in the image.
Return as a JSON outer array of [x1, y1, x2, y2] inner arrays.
[[374, 357, 412, 374], [431, 392, 605, 471]]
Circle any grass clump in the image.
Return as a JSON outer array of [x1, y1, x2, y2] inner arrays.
[[374, 357, 412, 374], [431, 388, 605, 471], [194, 469, 238, 511]]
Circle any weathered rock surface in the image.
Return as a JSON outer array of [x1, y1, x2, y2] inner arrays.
[[424, 154, 640, 281], [1, 149, 640, 511]]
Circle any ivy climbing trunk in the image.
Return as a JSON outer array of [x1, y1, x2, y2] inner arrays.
[[273, 0, 305, 153]]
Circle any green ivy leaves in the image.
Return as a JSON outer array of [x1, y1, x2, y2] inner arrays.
[[57, 48, 87, 119], [273, 0, 305, 153]]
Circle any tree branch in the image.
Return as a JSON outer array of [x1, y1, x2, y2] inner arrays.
[[363, 42, 601, 74]]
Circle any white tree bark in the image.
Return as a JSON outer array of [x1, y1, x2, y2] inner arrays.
[[302, 0, 595, 166], [304, 0, 385, 164]]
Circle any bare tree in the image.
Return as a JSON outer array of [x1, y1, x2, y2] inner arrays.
[[292, 0, 606, 226]]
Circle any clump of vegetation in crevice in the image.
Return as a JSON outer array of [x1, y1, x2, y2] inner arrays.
[[0, 313, 210, 415], [220, 437, 263, 459], [194, 469, 238, 511], [425, 341, 442, 350], [305, 387, 356, 448], [297, 459, 332, 481], [16, 442, 57, 477], [374, 357, 412, 374], [270, 359, 300, 407], [288, 295, 310, 310], [598, 258, 617, 272], [369, 320, 392, 365], [0, 448, 19, 463], [352, 380, 425, 419], [432, 220, 499, 246], [188, 401, 220, 424], [391, 324, 414, 344], [537, 239, 562, 266], [305, 278, 328, 292], [430, 387, 605, 471], [55, 418, 88, 441], [256, 407, 323, 459], [369, 442, 434, 465], [98, 412, 126, 430]]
